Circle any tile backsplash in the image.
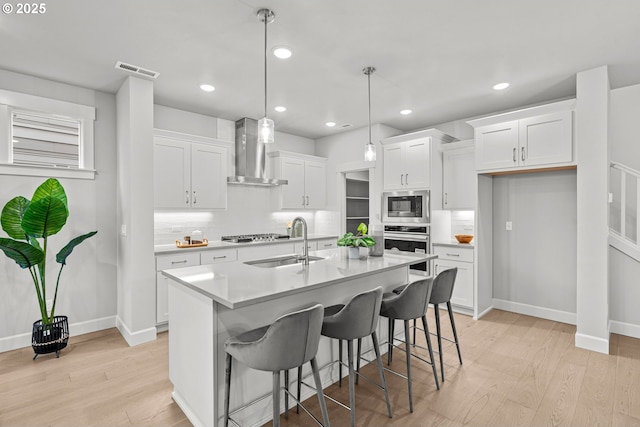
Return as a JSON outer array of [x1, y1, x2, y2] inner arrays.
[[154, 185, 328, 245], [451, 210, 475, 236]]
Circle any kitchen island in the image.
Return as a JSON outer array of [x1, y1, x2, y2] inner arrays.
[[162, 247, 435, 427]]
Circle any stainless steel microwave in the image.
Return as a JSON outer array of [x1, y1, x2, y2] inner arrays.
[[382, 190, 430, 224]]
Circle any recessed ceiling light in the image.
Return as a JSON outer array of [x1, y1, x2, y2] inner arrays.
[[274, 106, 286, 112], [400, 109, 412, 115], [326, 122, 336, 127], [200, 84, 215, 92], [493, 82, 510, 91], [273, 47, 292, 59]]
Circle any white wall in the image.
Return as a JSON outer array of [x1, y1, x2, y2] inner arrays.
[[492, 171, 577, 315], [609, 82, 640, 331], [314, 124, 402, 235], [0, 69, 117, 349]]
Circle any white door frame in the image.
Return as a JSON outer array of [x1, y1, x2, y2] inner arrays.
[[336, 160, 376, 235]]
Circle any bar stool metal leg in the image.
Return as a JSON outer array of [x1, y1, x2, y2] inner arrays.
[[404, 320, 414, 413], [447, 301, 463, 365], [434, 304, 445, 382], [273, 371, 281, 427], [310, 357, 331, 427], [339, 339, 343, 387], [355, 338, 362, 385], [347, 340, 356, 427], [296, 365, 302, 414], [284, 369, 290, 419], [387, 318, 395, 365], [371, 331, 392, 418], [422, 315, 440, 390], [224, 353, 232, 427]]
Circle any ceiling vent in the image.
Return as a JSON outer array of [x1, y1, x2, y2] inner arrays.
[[114, 61, 160, 79]]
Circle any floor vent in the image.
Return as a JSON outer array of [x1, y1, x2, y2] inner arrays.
[[114, 61, 160, 79]]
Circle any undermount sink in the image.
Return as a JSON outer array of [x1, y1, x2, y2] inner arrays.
[[244, 255, 324, 268]]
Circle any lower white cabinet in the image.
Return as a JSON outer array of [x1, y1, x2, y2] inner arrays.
[[433, 244, 474, 310], [316, 238, 336, 250], [236, 243, 295, 262], [156, 252, 200, 324]]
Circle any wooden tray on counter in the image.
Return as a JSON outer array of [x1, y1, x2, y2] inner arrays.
[[175, 238, 208, 248]]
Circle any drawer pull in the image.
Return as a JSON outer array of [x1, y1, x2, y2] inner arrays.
[[446, 253, 460, 257], [171, 260, 188, 264], [212, 255, 227, 260], [323, 243, 332, 247]]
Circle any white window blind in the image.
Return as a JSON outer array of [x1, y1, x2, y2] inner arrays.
[[11, 111, 81, 168]]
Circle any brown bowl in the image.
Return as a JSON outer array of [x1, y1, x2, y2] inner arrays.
[[454, 234, 474, 244]]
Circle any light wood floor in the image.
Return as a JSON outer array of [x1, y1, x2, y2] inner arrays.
[[2, 309, 640, 427]]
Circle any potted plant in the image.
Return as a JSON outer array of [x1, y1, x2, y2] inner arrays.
[[0, 178, 97, 359], [337, 222, 376, 259]]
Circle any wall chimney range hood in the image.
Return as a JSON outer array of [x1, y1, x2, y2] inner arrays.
[[227, 118, 287, 186]]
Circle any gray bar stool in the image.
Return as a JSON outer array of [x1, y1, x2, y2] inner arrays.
[[224, 304, 330, 427], [376, 278, 439, 413], [297, 287, 392, 427], [393, 267, 462, 382]]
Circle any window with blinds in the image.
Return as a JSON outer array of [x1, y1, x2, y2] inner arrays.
[[11, 111, 81, 169]]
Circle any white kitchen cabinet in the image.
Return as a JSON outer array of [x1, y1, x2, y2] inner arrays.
[[381, 129, 456, 209], [294, 240, 317, 254], [442, 141, 476, 210], [156, 252, 200, 324], [469, 100, 574, 173], [382, 138, 429, 190], [154, 130, 230, 209], [316, 238, 337, 250], [269, 151, 327, 209], [200, 248, 237, 265], [433, 244, 474, 311]]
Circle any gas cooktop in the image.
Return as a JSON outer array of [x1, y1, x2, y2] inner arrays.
[[221, 233, 290, 243]]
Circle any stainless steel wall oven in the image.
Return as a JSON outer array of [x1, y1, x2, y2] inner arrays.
[[384, 224, 430, 275]]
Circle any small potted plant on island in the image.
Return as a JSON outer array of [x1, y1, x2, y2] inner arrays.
[[337, 222, 376, 259], [0, 178, 97, 359]]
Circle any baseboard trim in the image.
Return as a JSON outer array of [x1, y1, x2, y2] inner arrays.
[[575, 332, 610, 354], [475, 305, 494, 320], [116, 316, 157, 347], [492, 298, 576, 325], [610, 320, 640, 340], [0, 315, 117, 354]]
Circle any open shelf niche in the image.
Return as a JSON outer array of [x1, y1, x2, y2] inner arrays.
[[345, 171, 369, 233]]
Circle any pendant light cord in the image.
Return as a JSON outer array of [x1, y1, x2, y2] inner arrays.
[[367, 70, 372, 145], [263, 14, 268, 119]]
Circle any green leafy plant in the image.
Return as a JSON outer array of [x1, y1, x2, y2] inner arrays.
[[0, 178, 97, 326], [337, 222, 376, 248]]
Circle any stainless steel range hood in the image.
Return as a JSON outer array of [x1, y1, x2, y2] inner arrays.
[[227, 118, 287, 186]]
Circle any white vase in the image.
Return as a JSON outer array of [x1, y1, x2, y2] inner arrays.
[[348, 247, 360, 259]]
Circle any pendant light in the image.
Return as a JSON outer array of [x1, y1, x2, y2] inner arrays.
[[363, 66, 377, 162], [257, 8, 275, 144]]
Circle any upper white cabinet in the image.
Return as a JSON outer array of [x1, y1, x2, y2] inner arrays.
[[154, 130, 231, 209], [468, 100, 575, 173], [383, 139, 430, 190], [382, 129, 456, 209], [269, 151, 327, 210], [442, 140, 475, 210]]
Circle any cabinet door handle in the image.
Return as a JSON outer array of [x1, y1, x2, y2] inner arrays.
[[446, 253, 461, 257], [171, 260, 188, 264], [193, 190, 197, 204], [444, 192, 448, 205], [185, 190, 190, 204], [513, 147, 516, 162], [400, 174, 404, 185], [521, 146, 525, 162], [405, 174, 408, 185], [302, 195, 306, 206], [212, 255, 227, 260], [306, 195, 310, 206]]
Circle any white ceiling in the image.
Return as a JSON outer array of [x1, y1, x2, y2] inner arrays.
[[2, 0, 640, 139]]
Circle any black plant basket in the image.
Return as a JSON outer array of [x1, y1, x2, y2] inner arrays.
[[31, 315, 69, 360]]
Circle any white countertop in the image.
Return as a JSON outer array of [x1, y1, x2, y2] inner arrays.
[[154, 234, 338, 255], [162, 247, 436, 309]]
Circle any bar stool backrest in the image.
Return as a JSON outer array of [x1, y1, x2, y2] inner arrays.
[[429, 268, 458, 305], [383, 278, 434, 320], [325, 287, 383, 340], [237, 304, 323, 372]]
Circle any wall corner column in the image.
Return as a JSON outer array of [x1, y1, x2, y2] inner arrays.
[[116, 76, 157, 346], [575, 66, 610, 353]]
